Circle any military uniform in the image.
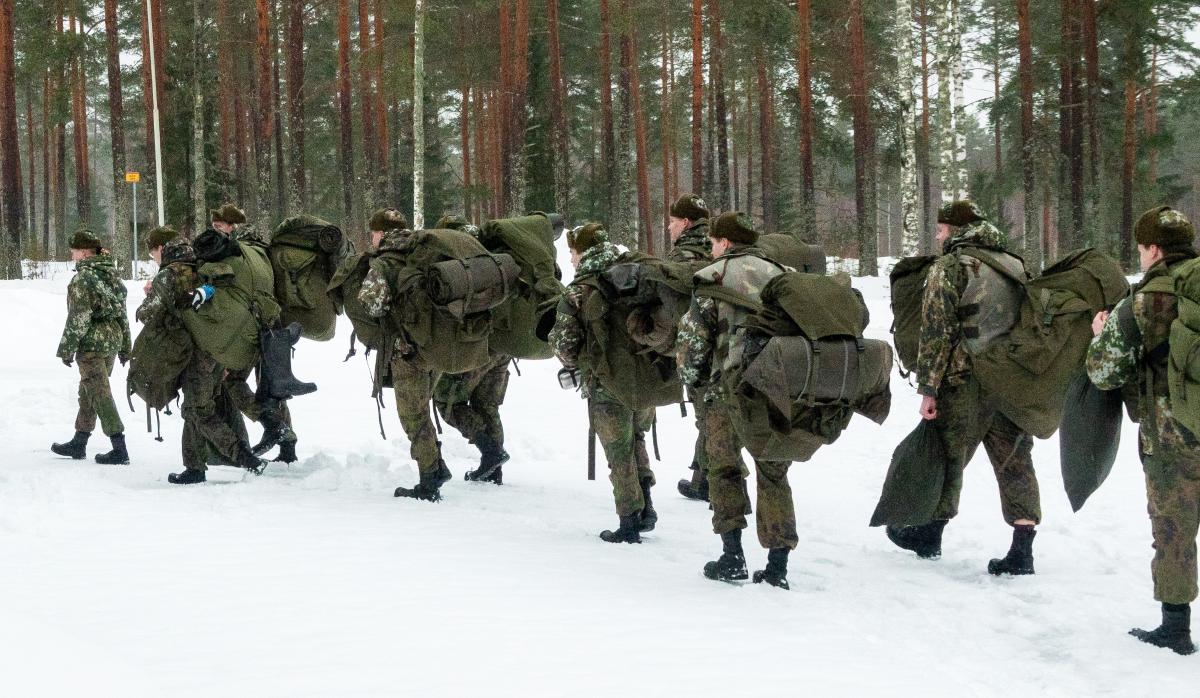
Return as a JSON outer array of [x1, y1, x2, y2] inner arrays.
[[668, 218, 713, 500], [1087, 206, 1200, 654], [434, 352, 511, 472], [551, 229, 657, 541]]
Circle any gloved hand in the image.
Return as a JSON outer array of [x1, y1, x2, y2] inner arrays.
[[119, 352, 130, 367], [61, 357, 73, 368], [190, 284, 216, 310]]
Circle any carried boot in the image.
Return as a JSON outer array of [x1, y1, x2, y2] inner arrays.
[[752, 548, 790, 590], [639, 478, 658, 532], [94, 434, 130, 465], [273, 439, 298, 464], [251, 398, 296, 456], [235, 446, 269, 475], [677, 460, 709, 501], [886, 519, 947, 559], [259, 322, 317, 400], [465, 436, 508, 484], [703, 529, 749, 582], [168, 468, 207, 485], [600, 512, 643, 544], [51, 431, 90, 460], [394, 460, 452, 502], [988, 524, 1036, 576], [1130, 603, 1196, 655]]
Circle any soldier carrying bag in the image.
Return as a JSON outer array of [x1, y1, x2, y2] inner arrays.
[[270, 215, 353, 342]]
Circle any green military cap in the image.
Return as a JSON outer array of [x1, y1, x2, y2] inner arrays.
[[1135, 206, 1195, 249], [670, 193, 709, 222], [369, 208, 409, 232], [937, 200, 986, 227], [68, 228, 103, 251], [710, 211, 758, 245], [145, 226, 179, 251], [567, 223, 608, 253], [160, 238, 196, 265], [210, 203, 247, 225]]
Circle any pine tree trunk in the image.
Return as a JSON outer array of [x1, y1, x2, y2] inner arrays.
[[25, 87, 36, 244], [506, 0, 530, 216], [934, 0, 954, 203], [473, 86, 485, 220], [690, 0, 703, 194], [412, 0, 425, 228], [1016, 0, 1040, 269], [795, 0, 815, 237], [0, 0, 23, 276], [547, 0, 570, 219], [217, 0, 234, 181], [272, 14, 285, 222], [41, 70, 50, 254], [372, 0, 388, 203], [599, 0, 616, 223], [253, 0, 274, 231], [710, 0, 729, 212], [103, 0, 128, 264], [992, 0, 1004, 228], [849, 0, 877, 276], [461, 84, 472, 219], [1080, 0, 1100, 204], [755, 43, 775, 232], [1121, 77, 1137, 268], [285, 0, 306, 210], [621, 0, 652, 252], [730, 90, 739, 212], [897, 0, 919, 256], [660, 5, 672, 238], [1145, 41, 1159, 191], [358, 0, 376, 216], [69, 11, 91, 225], [336, 0, 355, 232], [744, 78, 753, 221], [192, 0, 207, 235]]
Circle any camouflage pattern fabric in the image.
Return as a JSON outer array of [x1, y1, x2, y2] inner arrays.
[[1087, 253, 1200, 604], [223, 364, 292, 427], [706, 398, 797, 550], [56, 253, 131, 361], [180, 350, 248, 472], [589, 384, 656, 516], [73, 352, 124, 437], [686, 387, 710, 482], [668, 220, 712, 263], [928, 377, 1040, 524], [548, 241, 622, 399], [915, 220, 1009, 397], [392, 355, 444, 477], [136, 260, 198, 327], [434, 353, 511, 449]]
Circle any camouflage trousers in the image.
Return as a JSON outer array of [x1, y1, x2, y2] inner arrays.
[[180, 351, 247, 472], [1142, 451, 1200, 605], [932, 378, 1041, 525], [685, 386, 709, 486], [589, 388, 655, 517], [434, 353, 511, 449], [705, 398, 798, 550], [223, 362, 292, 428], [392, 355, 444, 477], [73, 351, 124, 437]]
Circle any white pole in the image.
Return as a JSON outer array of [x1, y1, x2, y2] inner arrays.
[[132, 181, 138, 278], [145, 0, 166, 226]]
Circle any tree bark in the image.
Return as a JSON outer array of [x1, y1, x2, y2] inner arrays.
[[25, 86, 36, 244], [69, 10, 91, 224], [599, 0, 616, 222], [1080, 0, 1100, 203], [849, 0, 877, 276], [755, 43, 775, 232], [192, 0, 207, 235], [103, 0, 128, 262], [1145, 41, 1159, 190], [690, 0, 703, 194], [949, 0, 966, 196], [660, 5, 672, 240], [358, 0, 377, 214], [337, 0, 355, 231], [992, 0, 1004, 227], [710, 0, 729, 212], [621, 0, 652, 252], [0, 0, 23, 276], [897, 0, 919, 256], [461, 84, 472, 219], [412, 0, 425, 228], [1016, 0, 1040, 269], [547, 0, 570, 219], [41, 70, 50, 254], [253, 0, 274, 231], [285, 0, 306, 210], [919, 0, 932, 250], [217, 0, 234, 179], [795, 0, 815, 237], [373, 0, 389, 203], [934, 0, 954, 203]]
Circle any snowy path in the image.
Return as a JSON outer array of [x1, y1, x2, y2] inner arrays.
[[0, 270, 1193, 696]]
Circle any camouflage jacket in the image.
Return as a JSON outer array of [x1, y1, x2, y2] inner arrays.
[[1087, 253, 1200, 457], [136, 261, 199, 329], [56, 253, 131, 360], [676, 245, 785, 393], [668, 220, 712, 263], [357, 230, 417, 353], [232, 224, 268, 245], [548, 241, 622, 398], [916, 220, 1012, 397]]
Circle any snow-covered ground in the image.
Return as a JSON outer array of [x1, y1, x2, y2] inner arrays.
[[0, 249, 1193, 696]]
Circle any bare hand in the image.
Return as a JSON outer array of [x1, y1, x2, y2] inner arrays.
[[1091, 310, 1109, 337], [143, 281, 152, 295], [920, 395, 938, 421]]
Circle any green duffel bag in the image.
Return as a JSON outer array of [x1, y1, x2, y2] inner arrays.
[[870, 420, 949, 527]]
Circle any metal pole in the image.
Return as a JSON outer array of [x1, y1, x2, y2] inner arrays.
[[132, 181, 138, 278], [145, 0, 165, 226]]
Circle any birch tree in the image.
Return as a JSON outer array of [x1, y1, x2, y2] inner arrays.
[[412, 0, 425, 229], [897, 0, 920, 255]]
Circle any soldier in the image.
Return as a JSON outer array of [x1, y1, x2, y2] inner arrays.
[[136, 229, 265, 484], [431, 214, 511, 484], [885, 200, 1041, 575], [676, 212, 792, 588], [666, 194, 714, 502], [208, 203, 298, 463], [51, 229, 132, 465], [358, 208, 453, 502], [1087, 206, 1199, 656], [550, 223, 658, 543]]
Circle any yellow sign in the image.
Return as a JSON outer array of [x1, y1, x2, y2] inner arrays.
[[125, 172, 141, 183]]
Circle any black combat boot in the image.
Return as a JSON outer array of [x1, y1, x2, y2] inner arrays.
[[1131, 603, 1196, 655], [464, 437, 508, 484], [273, 439, 298, 464], [51, 431, 90, 460], [394, 460, 452, 502], [988, 524, 1036, 576], [703, 529, 749, 582], [168, 468, 207, 485], [235, 446, 269, 475], [251, 399, 297, 456], [639, 478, 658, 532], [886, 519, 948, 559], [752, 548, 790, 590], [600, 512, 644, 543], [94, 434, 130, 465], [259, 322, 318, 400]]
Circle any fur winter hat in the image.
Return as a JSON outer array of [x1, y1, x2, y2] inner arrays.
[[69, 229, 103, 251], [710, 211, 758, 245], [937, 200, 986, 227], [145, 226, 179, 251], [670, 194, 710, 222], [369, 208, 409, 233], [1135, 206, 1194, 249], [567, 223, 608, 253], [210, 203, 246, 225]]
